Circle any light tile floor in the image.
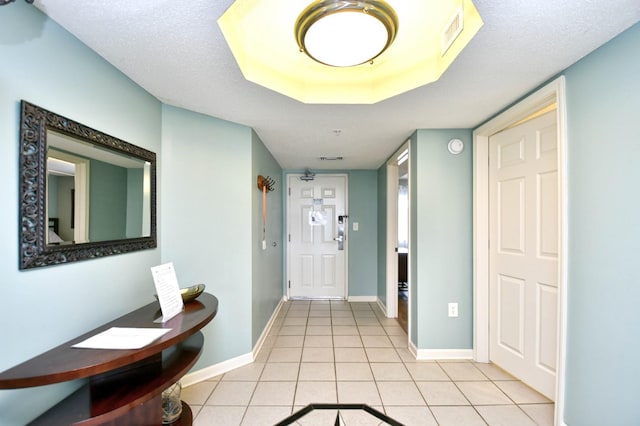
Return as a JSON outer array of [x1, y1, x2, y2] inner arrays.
[[183, 300, 554, 425]]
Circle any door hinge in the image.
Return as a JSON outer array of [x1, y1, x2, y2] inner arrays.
[[288, 187, 291, 196], [288, 280, 291, 288], [288, 234, 291, 242]]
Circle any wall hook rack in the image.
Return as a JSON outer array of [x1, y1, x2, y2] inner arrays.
[[257, 175, 275, 250], [257, 175, 275, 192]]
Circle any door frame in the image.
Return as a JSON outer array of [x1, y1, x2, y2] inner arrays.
[[47, 149, 90, 243], [385, 142, 410, 334], [285, 173, 349, 300], [473, 76, 568, 425], [385, 157, 398, 317]]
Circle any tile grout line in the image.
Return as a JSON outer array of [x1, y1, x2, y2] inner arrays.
[[192, 300, 553, 425]]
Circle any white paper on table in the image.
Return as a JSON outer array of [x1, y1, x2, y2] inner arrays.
[[72, 327, 172, 350], [150, 262, 184, 322]]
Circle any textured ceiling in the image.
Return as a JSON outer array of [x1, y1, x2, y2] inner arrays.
[[34, 0, 640, 169]]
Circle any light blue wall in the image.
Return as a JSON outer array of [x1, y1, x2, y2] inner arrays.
[[283, 170, 378, 298], [562, 22, 640, 425], [251, 130, 284, 345], [48, 175, 59, 217], [0, 4, 162, 425], [347, 170, 378, 297], [126, 168, 144, 238], [411, 130, 473, 349], [160, 105, 254, 367], [90, 160, 128, 241]]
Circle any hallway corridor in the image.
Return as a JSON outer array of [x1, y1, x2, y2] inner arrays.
[[183, 300, 554, 425]]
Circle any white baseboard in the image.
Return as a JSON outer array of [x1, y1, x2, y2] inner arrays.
[[376, 297, 388, 316], [252, 297, 286, 360], [180, 352, 253, 388], [348, 295, 377, 302], [181, 297, 286, 388], [409, 340, 418, 358], [415, 348, 474, 361], [407, 340, 473, 361]]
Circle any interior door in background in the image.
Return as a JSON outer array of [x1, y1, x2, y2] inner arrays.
[[489, 109, 559, 400], [287, 174, 347, 299]]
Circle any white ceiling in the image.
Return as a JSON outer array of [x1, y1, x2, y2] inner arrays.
[[34, 0, 640, 170]]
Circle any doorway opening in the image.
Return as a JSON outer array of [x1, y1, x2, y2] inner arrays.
[[46, 149, 90, 244], [397, 149, 409, 333], [386, 142, 410, 335]]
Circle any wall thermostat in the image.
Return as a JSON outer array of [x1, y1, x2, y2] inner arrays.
[[447, 138, 464, 154]]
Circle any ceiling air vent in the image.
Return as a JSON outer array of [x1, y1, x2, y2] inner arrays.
[[441, 7, 464, 56]]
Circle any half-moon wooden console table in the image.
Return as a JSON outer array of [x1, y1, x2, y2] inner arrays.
[[0, 293, 218, 425]]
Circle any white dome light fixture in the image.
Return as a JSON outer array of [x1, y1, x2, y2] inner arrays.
[[295, 0, 399, 67]]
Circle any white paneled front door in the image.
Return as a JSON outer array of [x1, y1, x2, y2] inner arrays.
[[287, 174, 347, 299], [489, 110, 558, 400]]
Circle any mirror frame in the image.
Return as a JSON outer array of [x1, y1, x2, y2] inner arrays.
[[19, 100, 157, 269]]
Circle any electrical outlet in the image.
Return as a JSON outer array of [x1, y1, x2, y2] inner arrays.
[[448, 302, 459, 318], [353, 222, 359, 231]]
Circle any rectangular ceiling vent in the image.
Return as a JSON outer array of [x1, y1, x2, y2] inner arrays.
[[441, 6, 464, 56]]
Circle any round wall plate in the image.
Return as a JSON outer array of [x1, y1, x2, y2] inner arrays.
[[448, 138, 464, 154]]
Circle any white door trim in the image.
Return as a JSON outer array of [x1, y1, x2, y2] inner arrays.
[[47, 149, 90, 243], [386, 142, 410, 340], [385, 157, 398, 318], [473, 76, 568, 425]]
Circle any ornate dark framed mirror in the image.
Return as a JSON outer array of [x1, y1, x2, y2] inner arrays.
[[19, 100, 157, 269]]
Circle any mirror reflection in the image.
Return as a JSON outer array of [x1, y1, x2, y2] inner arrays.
[[19, 100, 157, 269], [46, 131, 151, 246]]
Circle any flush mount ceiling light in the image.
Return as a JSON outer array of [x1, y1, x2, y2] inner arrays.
[[295, 1, 398, 67], [218, 0, 483, 104]]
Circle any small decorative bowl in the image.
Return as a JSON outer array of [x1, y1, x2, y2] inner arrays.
[[155, 284, 206, 303], [180, 284, 205, 302]]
